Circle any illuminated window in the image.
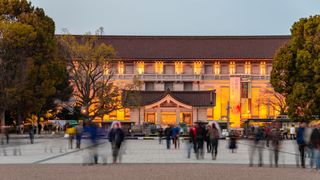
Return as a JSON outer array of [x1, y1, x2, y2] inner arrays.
[[175, 61, 183, 74], [214, 61, 220, 74], [145, 113, 156, 124], [229, 61, 236, 75], [260, 61, 266, 75], [193, 61, 203, 75], [245, 61, 251, 74], [124, 108, 130, 119], [136, 61, 144, 74], [118, 61, 124, 74], [155, 61, 164, 74], [207, 108, 214, 118]]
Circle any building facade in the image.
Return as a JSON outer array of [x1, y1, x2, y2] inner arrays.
[[98, 35, 290, 127]]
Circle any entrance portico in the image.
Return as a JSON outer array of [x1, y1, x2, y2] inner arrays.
[[122, 90, 216, 126]]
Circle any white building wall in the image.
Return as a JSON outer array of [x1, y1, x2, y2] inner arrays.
[[173, 83, 183, 91], [155, 83, 164, 91]]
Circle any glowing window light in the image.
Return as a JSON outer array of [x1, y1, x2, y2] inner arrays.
[[193, 61, 203, 75], [245, 61, 251, 74], [118, 61, 124, 74], [229, 61, 236, 75], [214, 61, 220, 75], [260, 61, 266, 75], [136, 61, 144, 74], [155, 61, 164, 74], [175, 61, 183, 74]]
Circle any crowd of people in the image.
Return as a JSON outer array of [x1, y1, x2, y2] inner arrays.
[[2, 120, 320, 170]]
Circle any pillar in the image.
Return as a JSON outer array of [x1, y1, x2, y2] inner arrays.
[[176, 108, 180, 124]]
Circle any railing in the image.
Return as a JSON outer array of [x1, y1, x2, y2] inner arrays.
[[111, 74, 270, 81]]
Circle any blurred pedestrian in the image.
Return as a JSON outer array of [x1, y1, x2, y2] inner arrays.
[[108, 122, 124, 164], [187, 125, 197, 159], [196, 123, 206, 160], [269, 123, 282, 167], [296, 122, 306, 168], [309, 124, 319, 170], [75, 123, 83, 149], [66, 125, 75, 149], [158, 127, 163, 144], [249, 126, 265, 167], [206, 125, 212, 153], [290, 125, 296, 140], [29, 124, 34, 144], [207, 123, 220, 160], [229, 130, 237, 153], [164, 125, 172, 149], [172, 125, 180, 149]]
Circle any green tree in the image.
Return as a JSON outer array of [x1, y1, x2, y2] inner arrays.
[[0, 0, 72, 127], [271, 15, 320, 120]]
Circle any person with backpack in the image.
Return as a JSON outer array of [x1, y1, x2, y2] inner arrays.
[[108, 122, 124, 164]]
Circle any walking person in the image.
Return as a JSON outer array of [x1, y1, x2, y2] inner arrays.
[[249, 126, 265, 167], [172, 125, 180, 149], [187, 125, 197, 159], [108, 122, 124, 164], [75, 123, 83, 149], [29, 124, 35, 144], [290, 125, 296, 140], [207, 123, 220, 160], [309, 124, 319, 170], [206, 125, 212, 153], [158, 127, 163, 144], [66, 126, 75, 149], [196, 123, 206, 160], [269, 123, 282, 167], [164, 125, 172, 149], [296, 122, 306, 168], [229, 130, 238, 153]]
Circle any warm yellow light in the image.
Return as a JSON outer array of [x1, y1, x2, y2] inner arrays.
[[229, 61, 236, 74], [260, 61, 266, 75], [118, 61, 124, 74], [136, 61, 144, 74], [214, 61, 220, 75], [245, 61, 251, 74], [175, 61, 183, 74], [155, 61, 163, 74], [193, 61, 203, 75]]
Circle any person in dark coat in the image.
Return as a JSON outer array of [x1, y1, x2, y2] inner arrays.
[[108, 122, 124, 163], [296, 122, 306, 168], [196, 123, 206, 159], [187, 125, 197, 158], [158, 127, 164, 144], [164, 125, 172, 149], [29, 125, 34, 144], [309, 124, 320, 169], [229, 130, 238, 153]]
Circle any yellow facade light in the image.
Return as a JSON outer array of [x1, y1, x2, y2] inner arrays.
[[136, 61, 144, 74], [155, 61, 164, 74], [175, 61, 183, 74], [193, 61, 203, 75], [229, 61, 236, 74], [214, 61, 220, 75], [118, 61, 124, 74]]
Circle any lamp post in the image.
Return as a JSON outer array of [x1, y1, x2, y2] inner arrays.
[[226, 101, 231, 132]]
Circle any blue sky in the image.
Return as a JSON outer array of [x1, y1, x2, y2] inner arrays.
[[30, 0, 320, 35]]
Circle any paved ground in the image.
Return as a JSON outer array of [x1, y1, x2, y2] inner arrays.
[[0, 164, 318, 180], [0, 137, 304, 165]]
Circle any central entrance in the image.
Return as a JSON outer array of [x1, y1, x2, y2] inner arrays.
[[160, 112, 176, 126]]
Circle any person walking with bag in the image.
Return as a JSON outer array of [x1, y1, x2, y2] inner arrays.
[[207, 123, 220, 160]]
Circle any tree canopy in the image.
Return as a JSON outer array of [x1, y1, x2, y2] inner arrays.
[[0, 0, 72, 125], [271, 15, 320, 120]]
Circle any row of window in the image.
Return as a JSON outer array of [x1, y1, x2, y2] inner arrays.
[[145, 82, 193, 91], [114, 61, 271, 75]]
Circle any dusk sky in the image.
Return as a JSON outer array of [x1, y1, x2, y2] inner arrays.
[[30, 0, 320, 35]]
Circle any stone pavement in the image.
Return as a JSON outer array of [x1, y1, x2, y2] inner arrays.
[[0, 137, 304, 165], [0, 164, 318, 180]]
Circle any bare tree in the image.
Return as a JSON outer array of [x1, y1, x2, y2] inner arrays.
[[257, 88, 287, 116], [58, 31, 121, 121]]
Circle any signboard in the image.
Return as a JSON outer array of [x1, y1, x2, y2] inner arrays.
[[230, 77, 241, 127]]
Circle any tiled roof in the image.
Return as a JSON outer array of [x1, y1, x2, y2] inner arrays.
[[88, 35, 290, 59], [122, 90, 216, 107]]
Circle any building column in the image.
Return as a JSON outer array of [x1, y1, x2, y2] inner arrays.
[[156, 108, 161, 125], [176, 108, 180, 124]]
